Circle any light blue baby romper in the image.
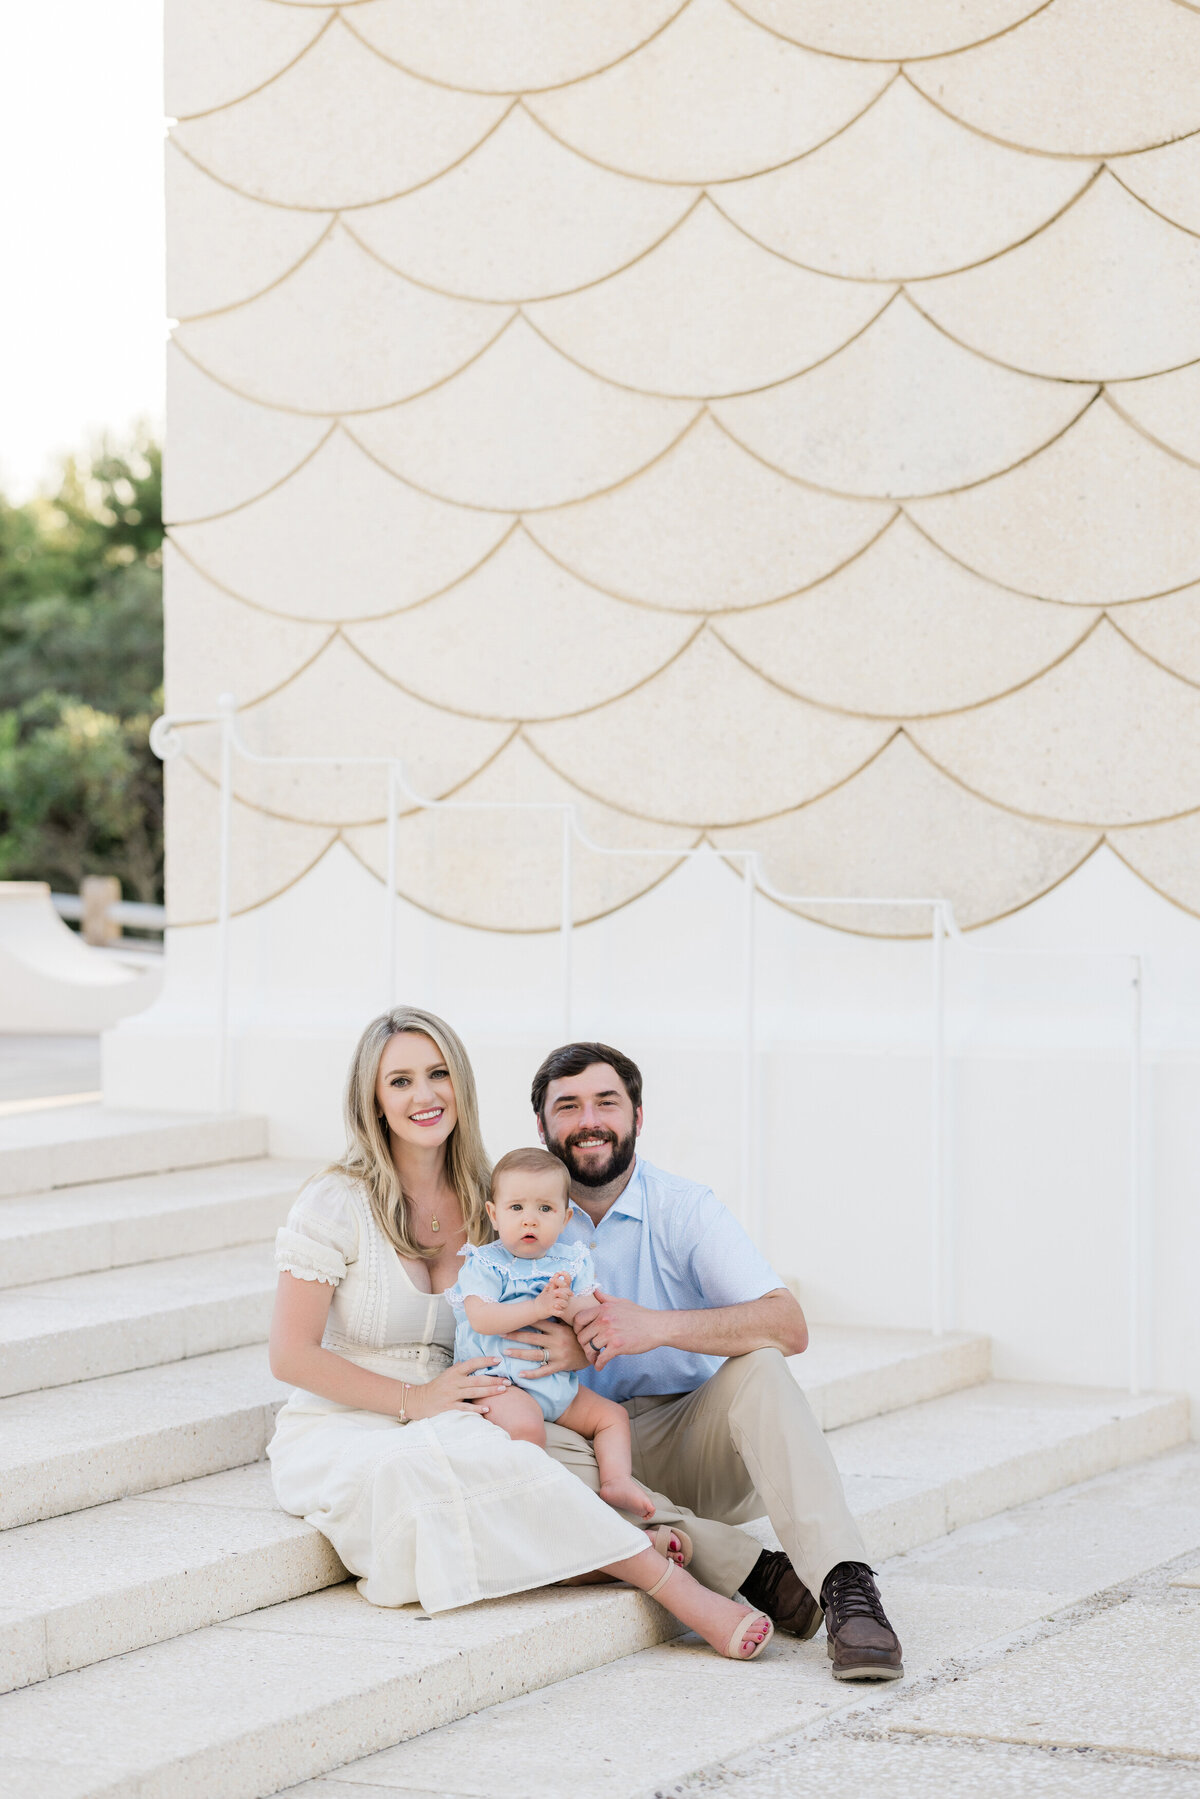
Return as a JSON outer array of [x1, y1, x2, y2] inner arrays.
[[446, 1239, 597, 1423]]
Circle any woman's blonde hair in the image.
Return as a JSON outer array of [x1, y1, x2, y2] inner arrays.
[[333, 1006, 492, 1262]]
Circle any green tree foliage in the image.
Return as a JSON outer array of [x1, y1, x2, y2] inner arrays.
[[0, 435, 163, 901]]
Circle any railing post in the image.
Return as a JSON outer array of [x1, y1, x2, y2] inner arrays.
[[742, 855, 758, 1242], [560, 809, 573, 1041], [930, 901, 947, 1336], [1128, 955, 1143, 1395], [385, 761, 398, 1007], [215, 693, 235, 1114]]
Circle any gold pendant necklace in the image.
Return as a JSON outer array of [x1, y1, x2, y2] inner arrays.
[[430, 1215, 440, 1233]]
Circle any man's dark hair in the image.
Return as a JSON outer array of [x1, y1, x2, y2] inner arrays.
[[531, 1041, 643, 1123]]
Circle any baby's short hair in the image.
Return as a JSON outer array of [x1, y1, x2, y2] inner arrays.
[[490, 1146, 570, 1204]]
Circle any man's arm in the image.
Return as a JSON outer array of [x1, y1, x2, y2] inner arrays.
[[577, 1286, 808, 1372]]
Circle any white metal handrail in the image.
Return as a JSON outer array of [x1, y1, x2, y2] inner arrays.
[[150, 697, 1148, 1390]]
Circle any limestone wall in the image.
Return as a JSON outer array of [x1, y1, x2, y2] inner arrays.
[[163, 0, 1200, 941]]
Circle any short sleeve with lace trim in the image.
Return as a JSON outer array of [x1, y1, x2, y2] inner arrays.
[[275, 1172, 361, 1287], [444, 1242, 506, 1321]]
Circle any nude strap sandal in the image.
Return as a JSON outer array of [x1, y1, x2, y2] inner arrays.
[[644, 1562, 774, 1662]]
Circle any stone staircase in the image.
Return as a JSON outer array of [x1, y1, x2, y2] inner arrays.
[[0, 1107, 1188, 1798]]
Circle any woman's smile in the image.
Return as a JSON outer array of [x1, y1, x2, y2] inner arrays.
[[409, 1107, 445, 1127]]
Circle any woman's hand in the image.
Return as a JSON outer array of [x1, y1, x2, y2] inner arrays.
[[407, 1357, 510, 1418], [503, 1317, 589, 1378]]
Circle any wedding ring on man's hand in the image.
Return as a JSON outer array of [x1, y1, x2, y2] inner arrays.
[[590, 1339, 604, 1353]]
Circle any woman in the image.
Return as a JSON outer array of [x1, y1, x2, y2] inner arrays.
[[268, 1006, 773, 1658]]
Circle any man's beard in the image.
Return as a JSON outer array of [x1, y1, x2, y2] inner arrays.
[[546, 1123, 637, 1188]]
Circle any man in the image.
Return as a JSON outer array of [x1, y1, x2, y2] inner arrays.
[[505, 1040, 903, 1682]]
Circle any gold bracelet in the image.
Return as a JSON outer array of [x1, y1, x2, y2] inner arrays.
[[397, 1382, 413, 1426]]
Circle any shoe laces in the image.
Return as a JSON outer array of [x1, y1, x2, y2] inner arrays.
[[822, 1562, 887, 1629]]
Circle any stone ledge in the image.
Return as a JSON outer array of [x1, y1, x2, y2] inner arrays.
[[0, 1582, 684, 1799], [1, 1377, 1185, 1703], [0, 1346, 286, 1530], [0, 1108, 268, 1201], [0, 1159, 312, 1288], [0, 1242, 276, 1398]]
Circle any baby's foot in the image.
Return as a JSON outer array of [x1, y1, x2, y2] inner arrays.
[[600, 1476, 656, 1519]]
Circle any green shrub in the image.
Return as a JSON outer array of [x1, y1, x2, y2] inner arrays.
[[0, 434, 163, 902]]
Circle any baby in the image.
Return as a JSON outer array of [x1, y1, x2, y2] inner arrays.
[[447, 1146, 654, 1520]]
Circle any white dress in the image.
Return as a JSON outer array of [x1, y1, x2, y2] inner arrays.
[[267, 1173, 646, 1614]]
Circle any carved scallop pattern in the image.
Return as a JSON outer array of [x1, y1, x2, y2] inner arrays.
[[713, 297, 1093, 498], [730, 0, 1051, 63], [914, 174, 1200, 381], [904, 0, 1200, 157], [347, 109, 696, 302], [525, 202, 892, 397], [524, 0, 892, 184], [164, 0, 1200, 932], [174, 225, 509, 414], [172, 22, 509, 209], [346, 1, 687, 96], [717, 80, 1095, 282]]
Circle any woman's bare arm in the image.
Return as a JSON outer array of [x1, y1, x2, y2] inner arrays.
[[269, 1273, 508, 1419]]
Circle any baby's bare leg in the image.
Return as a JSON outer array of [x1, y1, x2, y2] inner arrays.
[[558, 1387, 654, 1519], [480, 1385, 548, 1446]]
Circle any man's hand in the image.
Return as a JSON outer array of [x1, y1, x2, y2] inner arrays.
[[503, 1317, 588, 1378], [571, 1295, 601, 1337], [575, 1289, 665, 1372]]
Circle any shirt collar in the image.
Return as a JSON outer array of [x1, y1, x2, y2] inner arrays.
[[565, 1159, 645, 1231], [605, 1157, 646, 1223]]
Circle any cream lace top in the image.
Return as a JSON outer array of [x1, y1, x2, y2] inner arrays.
[[275, 1171, 455, 1382]]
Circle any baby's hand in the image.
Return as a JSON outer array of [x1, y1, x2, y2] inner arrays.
[[539, 1271, 573, 1317]]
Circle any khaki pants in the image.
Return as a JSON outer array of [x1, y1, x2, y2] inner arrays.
[[544, 1348, 867, 1600]]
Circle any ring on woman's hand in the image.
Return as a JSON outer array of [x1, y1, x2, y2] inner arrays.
[[541, 1346, 550, 1366]]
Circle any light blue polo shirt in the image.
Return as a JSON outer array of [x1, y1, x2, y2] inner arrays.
[[558, 1157, 785, 1402]]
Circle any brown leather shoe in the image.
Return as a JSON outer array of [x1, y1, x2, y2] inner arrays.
[[740, 1550, 822, 1640], [821, 1562, 904, 1680]]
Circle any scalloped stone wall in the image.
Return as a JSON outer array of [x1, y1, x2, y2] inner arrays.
[[162, 0, 1200, 940], [112, 0, 1200, 1418]]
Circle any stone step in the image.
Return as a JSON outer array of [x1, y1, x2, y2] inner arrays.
[[0, 1365, 1182, 1702], [0, 1377, 1186, 1798], [0, 1330, 989, 1695], [0, 1345, 285, 1530], [0, 1240, 276, 1397], [0, 1465, 346, 1697], [0, 1580, 681, 1799], [0, 1158, 312, 1288], [0, 1325, 984, 1533], [281, 1442, 1200, 1799], [0, 1104, 267, 1202], [791, 1326, 989, 1431], [840, 1379, 1190, 1563]]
